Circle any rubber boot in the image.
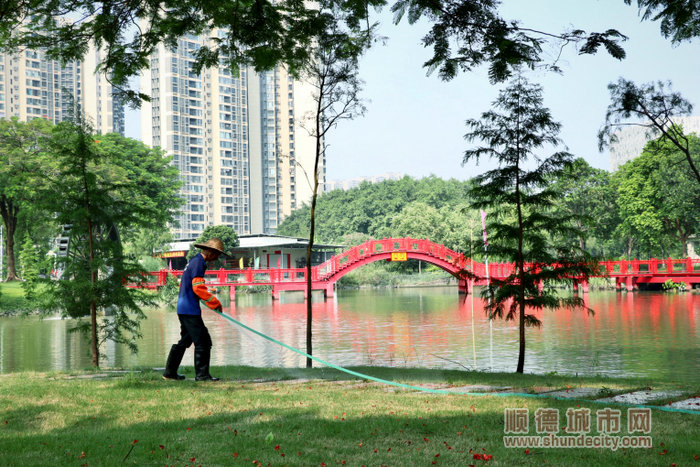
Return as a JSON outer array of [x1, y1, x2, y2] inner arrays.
[[162, 344, 186, 380], [194, 346, 219, 381]]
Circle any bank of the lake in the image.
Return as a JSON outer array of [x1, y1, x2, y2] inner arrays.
[[1, 367, 698, 466]]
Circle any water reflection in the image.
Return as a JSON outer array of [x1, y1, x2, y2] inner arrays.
[[0, 288, 698, 383]]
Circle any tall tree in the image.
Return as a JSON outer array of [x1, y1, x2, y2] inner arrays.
[[298, 8, 371, 367], [464, 75, 594, 374], [40, 120, 182, 367], [599, 78, 700, 185], [0, 117, 53, 281], [549, 158, 615, 252], [614, 133, 700, 257]]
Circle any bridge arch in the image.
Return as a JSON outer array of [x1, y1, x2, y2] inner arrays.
[[314, 238, 471, 293], [320, 251, 463, 283]]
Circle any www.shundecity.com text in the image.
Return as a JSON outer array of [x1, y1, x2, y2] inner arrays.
[[503, 433, 652, 450]]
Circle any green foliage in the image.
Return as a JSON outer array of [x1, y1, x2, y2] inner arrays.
[[33, 118, 180, 366], [278, 176, 473, 246], [549, 158, 621, 258], [158, 273, 181, 307], [337, 261, 399, 288], [18, 234, 39, 301], [613, 133, 700, 257], [600, 78, 700, 185], [464, 75, 595, 373], [0, 0, 383, 106], [0, 117, 53, 281], [391, 0, 627, 83], [625, 0, 700, 43], [187, 225, 240, 266], [662, 279, 688, 292]]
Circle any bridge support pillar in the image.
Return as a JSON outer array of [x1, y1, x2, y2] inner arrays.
[[581, 279, 589, 293], [458, 278, 469, 295], [625, 276, 635, 292], [229, 285, 236, 301], [324, 283, 335, 299], [615, 279, 622, 291], [272, 286, 281, 300]]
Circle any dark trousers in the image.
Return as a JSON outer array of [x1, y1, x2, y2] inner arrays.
[[174, 314, 212, 350]]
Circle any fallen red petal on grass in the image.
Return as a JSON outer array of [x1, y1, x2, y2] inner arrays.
[[274, 445, 280, 450], [159, 445, 165, 450], [524, 449, 530, 455], [132, 440, 138, 445]]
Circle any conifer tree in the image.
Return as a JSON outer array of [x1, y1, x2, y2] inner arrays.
[[464, 75, 595, 374], [18, 233, 39, 301]]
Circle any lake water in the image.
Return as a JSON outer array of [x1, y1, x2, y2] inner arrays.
[[1, 287, 698, 383]]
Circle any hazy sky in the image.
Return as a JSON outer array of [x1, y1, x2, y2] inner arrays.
[[325, 0, 700, 181], [125, 1, 700, 182]]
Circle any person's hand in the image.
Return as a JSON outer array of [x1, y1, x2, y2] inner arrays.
[[214, 304, 223, 312]]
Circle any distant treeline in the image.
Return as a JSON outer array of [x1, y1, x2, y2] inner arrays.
[[279, 146, 700, 262]]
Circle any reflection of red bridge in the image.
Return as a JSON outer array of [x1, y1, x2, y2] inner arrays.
[[141, 237, 700, 299]]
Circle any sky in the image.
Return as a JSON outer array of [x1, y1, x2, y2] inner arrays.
[[124, 0, 700, 182]]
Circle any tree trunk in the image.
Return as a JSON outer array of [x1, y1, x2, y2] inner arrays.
[[306, 78, 325, 369], [515, 110, 526, 374], [0, 197, 20, 281], [626, 237, 634, 259], [82, 161, 99, 368]]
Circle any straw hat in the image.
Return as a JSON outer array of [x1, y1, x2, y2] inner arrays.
[[194, 237, 229, 256]]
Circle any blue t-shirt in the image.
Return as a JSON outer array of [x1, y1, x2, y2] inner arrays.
[[177, 253, 207, 315]]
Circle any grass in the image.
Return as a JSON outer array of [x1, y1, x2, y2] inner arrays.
[[1, 366, 698, 466], [0, 281, 30, 314]]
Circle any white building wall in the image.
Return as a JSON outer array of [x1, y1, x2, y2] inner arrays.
[[0, 46, 121, 133], [609, 116, 700, 170]]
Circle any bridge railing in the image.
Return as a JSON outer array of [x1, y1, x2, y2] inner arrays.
[[135, 249, 700, 289], [597, 258, 700, 276], [132, 267, 309, 289]]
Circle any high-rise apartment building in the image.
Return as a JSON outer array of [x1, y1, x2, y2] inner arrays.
[[141, 34, 321, 240], [0, 46, 124, 134]]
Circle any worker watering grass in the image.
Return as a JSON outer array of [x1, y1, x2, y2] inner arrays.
[[162, 238, 230, 382]]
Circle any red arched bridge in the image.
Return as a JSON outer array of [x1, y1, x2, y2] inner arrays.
[[139, 237, 700, 299]]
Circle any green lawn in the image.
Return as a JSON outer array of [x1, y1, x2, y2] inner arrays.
[[1, 367, 698, 466], [0, 281, 28, 313]]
